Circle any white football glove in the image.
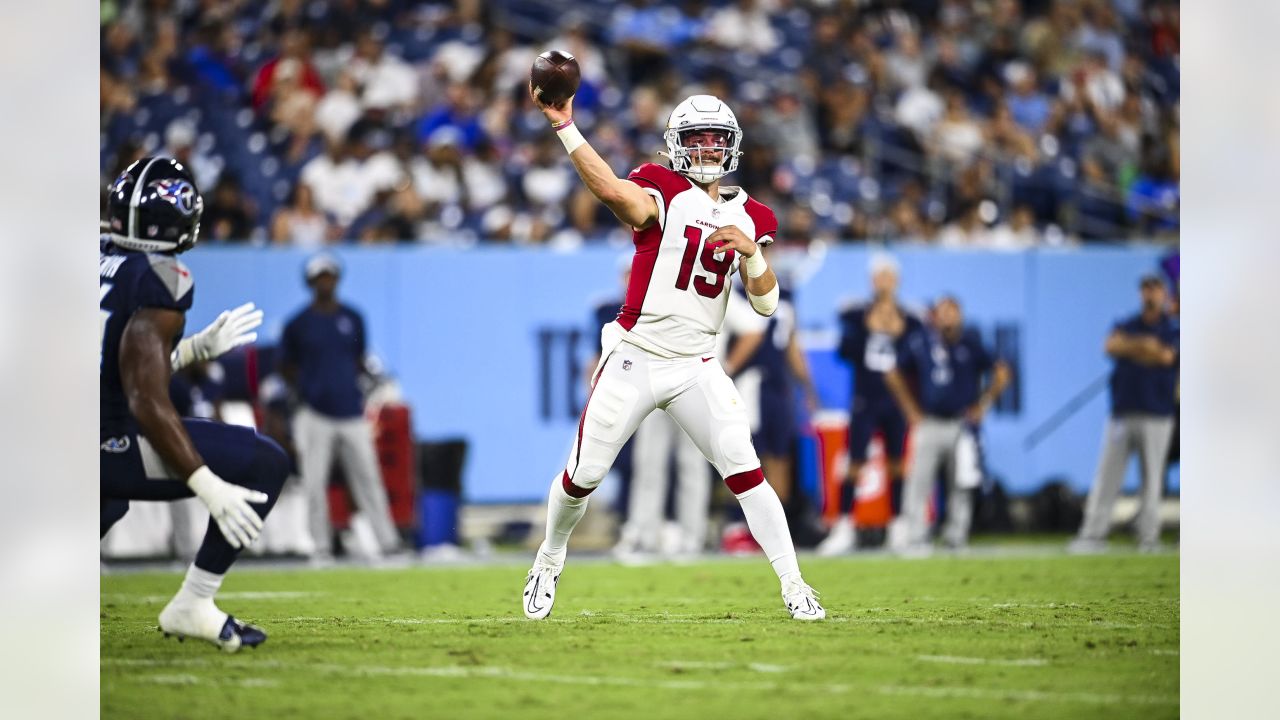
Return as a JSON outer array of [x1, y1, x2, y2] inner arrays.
[[186, 466, 268, 549], [172, 302, 264, 370]]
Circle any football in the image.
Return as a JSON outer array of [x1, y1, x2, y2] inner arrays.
[[530, 50, 580, 108]]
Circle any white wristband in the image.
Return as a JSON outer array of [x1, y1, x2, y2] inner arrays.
[[186, 465, 217, 494], [743, 248, 768, 278], [556, 122, 586, 154], [171, 336, 199, 371]]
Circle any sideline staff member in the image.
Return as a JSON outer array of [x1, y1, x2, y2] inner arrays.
[[284, 254, 400, 560], [1071, 275, 1178, 553]]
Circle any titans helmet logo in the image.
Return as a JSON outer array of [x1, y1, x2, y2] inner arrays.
[[152, 178, 198, 216]]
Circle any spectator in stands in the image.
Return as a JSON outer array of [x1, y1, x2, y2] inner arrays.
[[609, 0, 700, 85], [989, 204, 1042, 248], [1004, 62, 1054, 133], [761, 84, 820, 163], [314, 69, 362, 146], [1127, 148, 1180, 240], [415, 82, 484, 152], [937, 201, 995, 247], [349, 28, 419, 114], [886, 296, 1012, 552], [301, 120, 402, 230], [885, 29, 928, 93], [272, 184, 335, 247], [283, 254, 402, 561], [251, 26, 325, 112], [1070, 275, 1178, 553], [932, 90, 986, 167], [202, 175, 257, 243], [706, 0, 779, 55], [184, 20, 246, 99], [163, 120, 221, 192], [409, 126, 467, 211]]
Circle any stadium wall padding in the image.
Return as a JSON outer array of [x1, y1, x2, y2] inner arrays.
[[182, 245, 1175, 503]]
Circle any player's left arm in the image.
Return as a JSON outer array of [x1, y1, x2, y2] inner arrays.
[[707, 225, 778, 316]]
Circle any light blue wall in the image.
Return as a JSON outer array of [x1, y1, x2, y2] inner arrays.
[[183, 245, 1176, 502]]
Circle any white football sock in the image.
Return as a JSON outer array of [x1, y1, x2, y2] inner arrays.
[[735, 481, 801, 585], [173, 564, 224, 605], [536, 475, 589, 568]]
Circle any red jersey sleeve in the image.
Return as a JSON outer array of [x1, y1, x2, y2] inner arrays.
[[626, 163, 691, 216], [743, 196, 778, 243]]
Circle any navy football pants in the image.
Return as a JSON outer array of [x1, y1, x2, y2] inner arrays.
[[101, 419, 288, 574]]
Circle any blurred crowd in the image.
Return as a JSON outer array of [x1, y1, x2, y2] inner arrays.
[[100, 0, 1179, 247]]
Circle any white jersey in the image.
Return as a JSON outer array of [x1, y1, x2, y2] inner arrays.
[[607, 163, 777, 359]]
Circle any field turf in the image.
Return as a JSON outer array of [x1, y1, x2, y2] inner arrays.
[[101, 548, 1178, 719]]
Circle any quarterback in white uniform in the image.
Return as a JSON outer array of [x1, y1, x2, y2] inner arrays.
[[522, 87, 825, 621]]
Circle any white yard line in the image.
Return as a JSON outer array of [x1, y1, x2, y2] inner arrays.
[[878, 684, 1177, 706], [105, 658, 1177, 706], [657, 660, 789, 673], [103, 591, 323, 604], [916, 655, 1048, 667]]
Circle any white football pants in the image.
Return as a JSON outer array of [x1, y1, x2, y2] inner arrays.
[[564, 338, 762, 495]]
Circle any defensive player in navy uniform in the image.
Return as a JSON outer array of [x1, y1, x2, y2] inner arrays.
[[100, 157, 289, 652], [725, 284, 824, 545], [884, 296, 1011, 552], [819, 255, 923, 554]]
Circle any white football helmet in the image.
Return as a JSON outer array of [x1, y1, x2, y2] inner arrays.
[[662, 95, 743, 185]]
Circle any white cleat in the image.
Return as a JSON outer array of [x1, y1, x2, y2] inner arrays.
[[522, 563, 561, 619], [782, 578, 826, 621], [158, 597, 267, 653], [816, 518, 856, 557]]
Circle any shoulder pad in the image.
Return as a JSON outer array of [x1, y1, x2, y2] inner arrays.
[[626, 163, 691, 213], [742, 195, 778, 242], [147, 253, 195, 302]]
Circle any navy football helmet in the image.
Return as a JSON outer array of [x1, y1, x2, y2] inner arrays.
[[105, 156, 204, 254]]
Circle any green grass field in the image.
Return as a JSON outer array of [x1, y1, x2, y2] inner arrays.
[[102, 548, 1178, 719]]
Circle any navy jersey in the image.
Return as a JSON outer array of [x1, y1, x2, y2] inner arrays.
[[1109, 313, 1179, 416], [282, 303, 367, 418], [837, 303, 924, 403], [898, 326, 996, 418], [739, 286, 795, 391], [593, 299, 621, 339], [100, 237, 194, 436]]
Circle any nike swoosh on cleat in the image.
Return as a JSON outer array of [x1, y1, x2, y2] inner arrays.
[[526, 577, 543, 615], [702, 357, 713, 363]]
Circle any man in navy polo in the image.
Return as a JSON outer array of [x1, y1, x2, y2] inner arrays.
[[885, 295, 1011, 552], [283, 254, 400, 560], [1071, 275, 1179, 553]]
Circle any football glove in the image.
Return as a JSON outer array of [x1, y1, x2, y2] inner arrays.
[[186, 466, 268, 549], [172, 302, 263, 370]]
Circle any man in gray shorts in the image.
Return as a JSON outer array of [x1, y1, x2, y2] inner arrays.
[[1071, 275, 1179, 553], [885, 296, 1011, 552]]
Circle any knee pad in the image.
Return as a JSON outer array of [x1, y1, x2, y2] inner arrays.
[[573, 464, 609, 490], [717, 424, 758, 472]]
